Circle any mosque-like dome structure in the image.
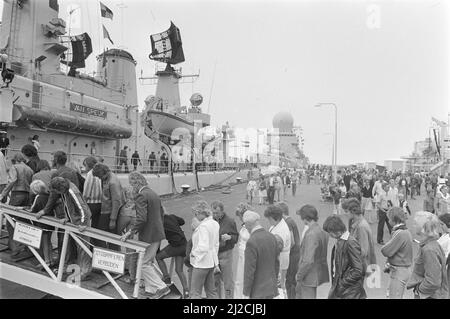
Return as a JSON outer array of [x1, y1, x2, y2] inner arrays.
[[272, 112, 294, 132]]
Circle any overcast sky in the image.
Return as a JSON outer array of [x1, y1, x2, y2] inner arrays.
[[3, 0, 449, 165]]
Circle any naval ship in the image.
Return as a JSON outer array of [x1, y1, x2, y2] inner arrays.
[[0, 0, 214, 178]]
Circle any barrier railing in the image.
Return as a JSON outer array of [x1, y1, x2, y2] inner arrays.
[[1, 147, 259, 174], [0, 204, 149, 299]]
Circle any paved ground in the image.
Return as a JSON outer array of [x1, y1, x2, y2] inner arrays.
[[161, 178, 423, 299], [1, 178, 424, 299]]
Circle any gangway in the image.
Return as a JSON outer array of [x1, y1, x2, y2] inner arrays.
[[0, 204, 180, 299]]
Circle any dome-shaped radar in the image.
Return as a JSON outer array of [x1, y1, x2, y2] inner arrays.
[[190, 93, 203, 107], [272, 112, 294, 132]]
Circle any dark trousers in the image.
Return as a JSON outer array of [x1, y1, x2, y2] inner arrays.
[[292, 183, 297, 196], [286, 248, 300, 299], [0, 184, 6, 203], [7, 191, 29, 255], [57, 231, 78, 266], [268, 186, 275, 204], [377, 210, 392, 243], [88, 203, 102, 247], [119, 159, 129, 173]]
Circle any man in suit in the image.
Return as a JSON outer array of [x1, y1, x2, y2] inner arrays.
[[295, 205, 329, 299], [122, 172, 170, 299], [323, 215, 366, 299], [276, 202, 300, 299], [243, 210, 280, 299]]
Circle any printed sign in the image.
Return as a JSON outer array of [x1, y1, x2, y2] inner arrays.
[[13, 222, 43, 249], [70, 102, 107, 119], [92, 247, 125, 275]]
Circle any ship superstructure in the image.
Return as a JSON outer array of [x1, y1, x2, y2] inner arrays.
[[0, 0, 146, 168], [0, 0, 209, 171]]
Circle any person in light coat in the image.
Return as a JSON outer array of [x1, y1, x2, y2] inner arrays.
[[264, 205, 291, 296], [189, 200, 220, 299]]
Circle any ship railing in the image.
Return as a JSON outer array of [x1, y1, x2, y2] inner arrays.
[[0, 204, 148, 299], [1, 148, 259, 174]]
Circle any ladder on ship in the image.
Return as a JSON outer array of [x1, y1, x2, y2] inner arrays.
[[0, 205, 181, 299]]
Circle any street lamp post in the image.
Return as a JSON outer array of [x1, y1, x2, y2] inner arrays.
[[315, 103, 338, 183], [324, 133, 334, 172]]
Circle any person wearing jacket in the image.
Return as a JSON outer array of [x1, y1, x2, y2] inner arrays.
[[82, 157, 102, 234], [121, 171, 170, 299], [36, 177, 92, 280], [265, 204, 291, 296], [323, 215, 367, 299], [29, 180, 54, 268], [438, 213, 450, 297], [243, 210, 280, 299], [296, 205, 329, 299], [189, 200, 220, 299], [156, 207, 189, 299], [346, 199, 377, 276], [92, 163, 126, 247], [50, 151, 80, 189], [435, 185, 450, 216], [0, 150, 8, 203], [211, 200, 238, 299], [277, 202, 300, 299], [0, 153, 34, 258], [21, 144, 40, 174], [233, 203, 252, 299], [407, 211, 449, 299], [381, 207, 413, 299], [282, 172, 291, 201]]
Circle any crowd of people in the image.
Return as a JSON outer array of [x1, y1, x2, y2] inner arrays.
[[1, 144, 450, 299]]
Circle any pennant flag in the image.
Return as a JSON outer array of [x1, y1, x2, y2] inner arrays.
[[103, 25, 114, 45], [100, 2, 113, 19]]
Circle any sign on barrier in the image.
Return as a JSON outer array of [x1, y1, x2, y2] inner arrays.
[[92, 247, 125, 275], [13, 222, 43, 249]]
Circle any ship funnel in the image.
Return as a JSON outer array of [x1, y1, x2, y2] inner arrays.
[[96, 49, 138, 106]]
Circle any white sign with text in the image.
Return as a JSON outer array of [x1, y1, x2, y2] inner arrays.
[[13, 222, 42, 249], [92, 247, 125, 275]]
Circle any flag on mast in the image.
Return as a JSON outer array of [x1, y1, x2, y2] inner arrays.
[[100, 2, 113, 19], [103, 25, 114, 45]]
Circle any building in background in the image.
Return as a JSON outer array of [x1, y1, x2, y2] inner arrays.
[[267, 112, 306, 168]]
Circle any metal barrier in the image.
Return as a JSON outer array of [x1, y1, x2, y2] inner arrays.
[[0, 204, 149, 299], [1, 147, 259, 174]]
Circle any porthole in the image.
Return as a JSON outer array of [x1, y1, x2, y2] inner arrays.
[[50, 140, 55, 145], [112, 59, 115, 63], [73, 142, 77, 147], [85, 144, 89, 148], [25, 92, 30, 98]]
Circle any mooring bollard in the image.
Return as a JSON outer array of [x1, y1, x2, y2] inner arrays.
[[181, 184, 190, 194]]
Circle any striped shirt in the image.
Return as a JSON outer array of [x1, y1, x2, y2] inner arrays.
[[83, 170, 102, 204]]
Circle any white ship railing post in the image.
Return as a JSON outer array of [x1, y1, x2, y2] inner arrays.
[[133, 251, 145, 298]]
